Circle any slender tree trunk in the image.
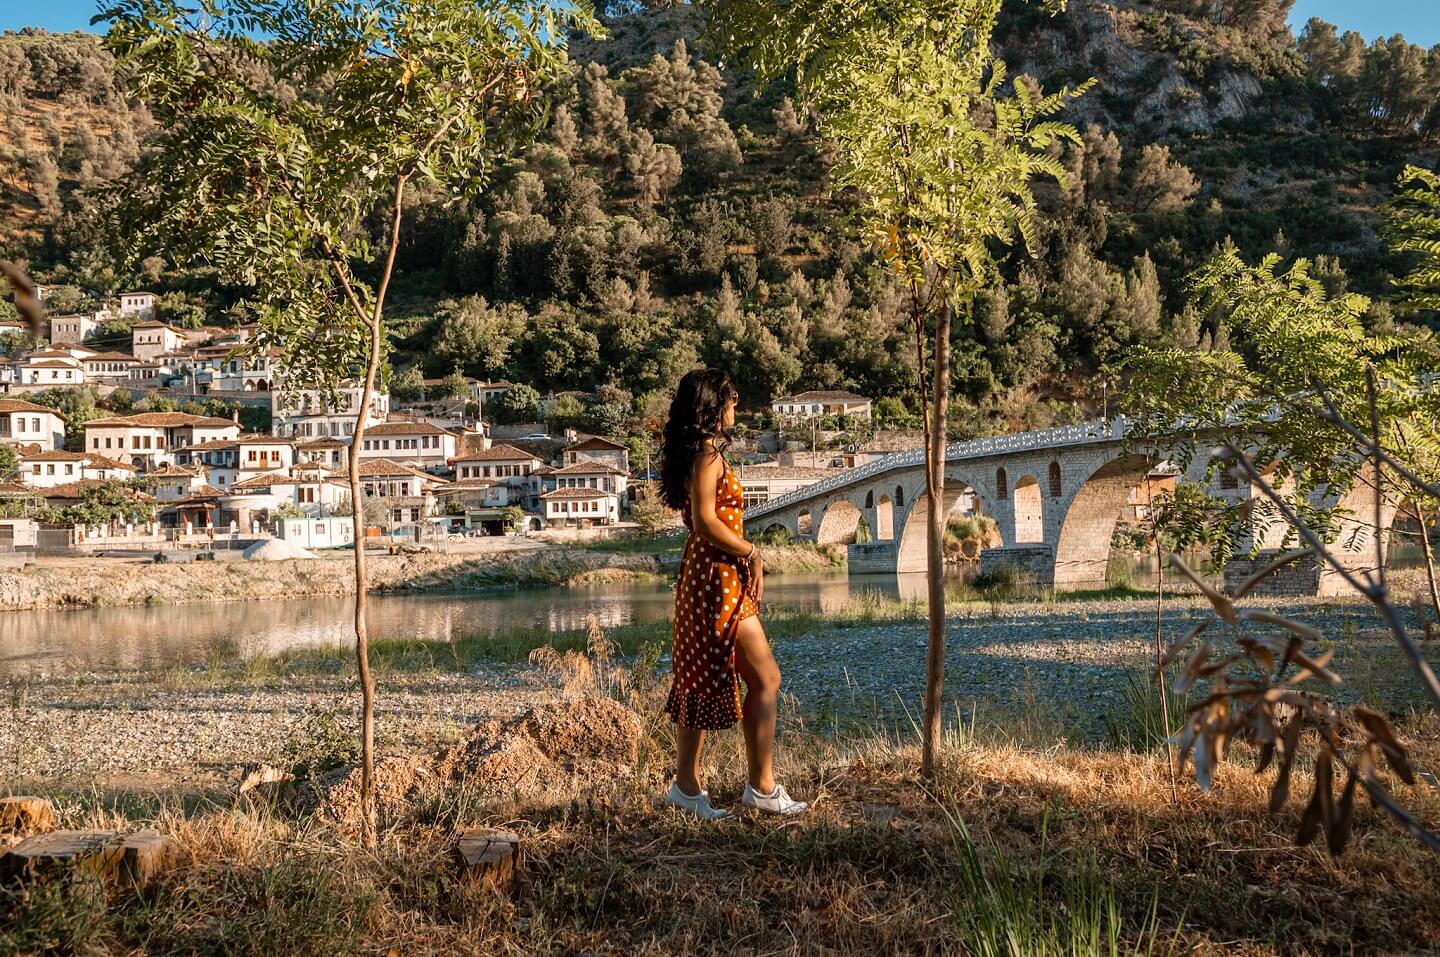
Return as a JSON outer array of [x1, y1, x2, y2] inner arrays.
[[1415, 501, 1440, 628], [920, 303, 951, 780], [345, 177, 408, 847]]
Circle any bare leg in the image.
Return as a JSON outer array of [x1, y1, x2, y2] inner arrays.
[[675, 724, 706, 796], [733, 616, 781, 795]]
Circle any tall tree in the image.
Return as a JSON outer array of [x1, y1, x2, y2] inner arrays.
[[99, 0, 596, 845], [706, 0, 1088, 777]]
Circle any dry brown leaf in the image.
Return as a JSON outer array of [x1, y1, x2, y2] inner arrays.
[[1241, 610, 1327, 645], [1297, 752, 1331, 846], [1330, 767, 1357, 855], [1269, 718, 1303, 815], [1175, 641, 1212, 693], [1287, 648, 1342, 686], [1255, 740, 1275, 773], [1159, 621, 1210, 671], [1170, 553, 1237, 624], [1238, 636, 1276, 673]]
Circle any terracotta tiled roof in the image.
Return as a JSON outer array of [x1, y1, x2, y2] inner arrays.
[[452, 443, 540, 462], [565, 436, 626, 452], [85, 412, 238, 429], [228, 472, 289, 490], [146, 464, 204, 478], [41, 480, 155, 502], [177, 434, 293, 451], [356, 458, 440, 480], [19, 449, 86, 462], [0, 399, 62, 418], [772, 390, 871, 404], [541, 487, 612, 500], [363, 421, 455, 436], [84, 454, 136, 471], [553, 461, 626, 476]]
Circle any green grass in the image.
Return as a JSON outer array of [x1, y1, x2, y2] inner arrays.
[[940, 805, 1183, 957]]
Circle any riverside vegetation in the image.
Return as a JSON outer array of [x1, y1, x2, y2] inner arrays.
[[0, 539, 841, 611]]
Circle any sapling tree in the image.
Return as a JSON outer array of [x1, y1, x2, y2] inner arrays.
[[1384, 164, 1440, 622], [705, 0, 1089, 776], [98, 0, 598, 844]]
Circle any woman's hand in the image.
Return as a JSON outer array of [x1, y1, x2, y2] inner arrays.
[[747, 548, 764, 603]]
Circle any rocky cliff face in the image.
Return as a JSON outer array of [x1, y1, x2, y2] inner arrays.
[[1005, 0, 1298, 136]]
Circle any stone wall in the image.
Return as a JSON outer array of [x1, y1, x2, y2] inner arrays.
[[979, 545, 1056, 586], [847, 540, 899, 574], [1222, 551, 1323, 597]]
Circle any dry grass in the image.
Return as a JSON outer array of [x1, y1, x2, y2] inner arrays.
[[7, 681, 1440, 955]]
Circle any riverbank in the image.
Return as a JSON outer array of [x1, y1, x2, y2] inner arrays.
[[6, 629, 1440, 953], [0, 539, 845, 612], [6, 587, 1434, 788]]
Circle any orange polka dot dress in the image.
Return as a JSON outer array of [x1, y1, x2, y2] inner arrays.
[[663, 458, 760, 730]]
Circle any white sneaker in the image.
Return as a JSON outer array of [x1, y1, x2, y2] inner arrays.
[[665, 780, 729, 821], [742, 781, 808, 816]]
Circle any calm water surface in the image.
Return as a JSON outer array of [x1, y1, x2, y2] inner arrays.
[[0, 571, 934, 677]]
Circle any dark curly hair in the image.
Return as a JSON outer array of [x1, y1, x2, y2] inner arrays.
[[659, 368, 735, 510]]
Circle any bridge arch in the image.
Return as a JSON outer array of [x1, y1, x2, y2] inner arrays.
[[894, 475, 992, 574], [1052, 453, 1157, 591], [816, 498, 865, 545]]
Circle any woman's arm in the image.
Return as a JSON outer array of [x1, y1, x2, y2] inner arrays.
[[689, 450, 754, 559]]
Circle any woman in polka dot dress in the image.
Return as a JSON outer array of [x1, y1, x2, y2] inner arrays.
[[657, 369, 807, 820]]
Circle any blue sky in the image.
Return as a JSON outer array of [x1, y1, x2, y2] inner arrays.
[[2, 0, 1438, 47]]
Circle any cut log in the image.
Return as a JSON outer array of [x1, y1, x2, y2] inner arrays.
[[0, 829, 176, 888], [0, 830, 124, 884], [452, 828, 521, 893], [117, 830, 177, 887], [0, 796, 58, 836]]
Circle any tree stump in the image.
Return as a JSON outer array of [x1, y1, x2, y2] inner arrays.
[[452, 829, 520, 893], [0, 829, 176, 888], [0, 796, 58, 837]]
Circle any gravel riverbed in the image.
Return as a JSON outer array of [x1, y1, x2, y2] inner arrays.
[[3, 591, 1435, 791]]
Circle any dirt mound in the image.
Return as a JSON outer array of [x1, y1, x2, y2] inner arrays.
[[435, 697, 643, 797], [305, 756, 438, 836], [242, 539, 316, 561], [305, 697, 643, 831]]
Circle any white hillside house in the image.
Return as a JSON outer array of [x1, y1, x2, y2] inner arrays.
[[563, 435, 629, 473], [0, 399, 67, 451], [117, 291, 157, 319], [85, 412, 241, 471], [17, 450, 137, 488], [16, 352, 85, 386], [541, 487, 618, 526], [771, 390, 873, 421], [173, 435, 295, 489], [132, 321, 186, 361], [358, 421, 458, 471], [271, 381, 391, 439]]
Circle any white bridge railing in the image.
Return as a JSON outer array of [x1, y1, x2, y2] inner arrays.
[[745, 415, 1129, 521]]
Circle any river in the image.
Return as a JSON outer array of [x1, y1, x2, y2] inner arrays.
[[5, 546, 1426, 677], [0, 571, 936, 677]]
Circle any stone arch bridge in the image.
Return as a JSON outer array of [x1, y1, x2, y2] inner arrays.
[[742, 417, 1393, 597]]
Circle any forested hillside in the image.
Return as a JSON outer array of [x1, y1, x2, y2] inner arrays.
[[0, 0, 1437, 436]]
